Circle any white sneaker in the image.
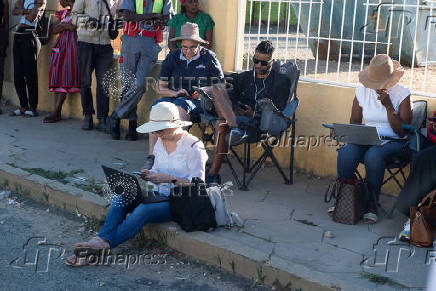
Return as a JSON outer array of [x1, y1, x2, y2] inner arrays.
[[399, 219, 410, 242]]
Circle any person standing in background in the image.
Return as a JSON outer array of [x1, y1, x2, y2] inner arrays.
[[44, 0, 80, 123], [167, 0, 214, 51], [10, 0, 47, 117], [71, 0, 117, 131], [108, 0, 174, 141]]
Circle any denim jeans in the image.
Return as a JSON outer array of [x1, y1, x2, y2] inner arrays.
[[151, 97, 202, 123], [77, 42, 113, 118], [337, 140, 408, 209], [98, 198, 172, 248]]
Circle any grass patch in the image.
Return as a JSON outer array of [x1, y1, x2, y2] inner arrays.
[[134, 229, 168, 249], [360, 272, 407, 288], [74, 177, 103, 195], [7, 164, 85, 185]]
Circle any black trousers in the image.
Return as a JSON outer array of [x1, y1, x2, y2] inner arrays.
[[77, 41, 113, 118], [13, 30, 40, 110], [0, 24, 9, 102], [396, 145, 436, 216]]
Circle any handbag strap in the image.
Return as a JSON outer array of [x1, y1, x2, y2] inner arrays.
[[324, 180, 340, 203], [102, 0, 114, 22], [417, 189, 436, 209]]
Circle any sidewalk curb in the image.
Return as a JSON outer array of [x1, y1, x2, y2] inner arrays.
[[0, 164, 352, 290]]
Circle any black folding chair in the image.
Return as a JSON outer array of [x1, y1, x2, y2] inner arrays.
[[220, 61, 300, 190], [354, 100, 428, 217]]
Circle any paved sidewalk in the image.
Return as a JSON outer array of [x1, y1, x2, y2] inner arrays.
[[0, 110, 432, 290]]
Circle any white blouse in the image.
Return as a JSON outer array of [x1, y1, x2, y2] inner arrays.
[[149, 132, 208, 196], [355, 84, 411, 139]]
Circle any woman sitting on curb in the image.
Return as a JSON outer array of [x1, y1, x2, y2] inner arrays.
[[336, 54, 412, 224], [65, 102, 208, 266]]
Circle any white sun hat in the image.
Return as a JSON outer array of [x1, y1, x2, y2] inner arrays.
[[136, 102, 192, 134]]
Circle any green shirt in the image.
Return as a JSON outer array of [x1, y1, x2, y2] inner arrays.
[[168, 12, 215, 47]]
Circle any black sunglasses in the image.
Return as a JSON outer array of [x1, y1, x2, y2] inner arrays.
[[253, 57, 272, 66]]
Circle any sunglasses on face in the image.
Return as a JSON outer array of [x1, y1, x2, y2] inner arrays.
[[154, 129, 165, 134], [181, 45, 199, 52], [253, 57, 272, 66]]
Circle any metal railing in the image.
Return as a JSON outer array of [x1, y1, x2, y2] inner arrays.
[[241, 0, 436, 97]]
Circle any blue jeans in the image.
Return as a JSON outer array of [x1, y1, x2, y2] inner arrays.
[[98, 198, 172, 248], [113, 35, 160, 120], [151, 97, 202, 123], [337, 141, 408, 207]]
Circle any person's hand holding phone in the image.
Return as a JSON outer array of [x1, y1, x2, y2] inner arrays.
[[171, 89, 189, 98], [140, 169, 151, 181]]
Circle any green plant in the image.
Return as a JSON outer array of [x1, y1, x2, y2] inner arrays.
[[230, 260, 236, 273], [216, 255, 222, 267], [359, 272, 406, 288], [256, 266, 266, 285], [42, 192, 49, 202]]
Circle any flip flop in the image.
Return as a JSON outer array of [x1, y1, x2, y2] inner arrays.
[[65, 255, 89, 267], [74, 247, 106, 258], [363, 212, 378, 224], [327, 206, 335, 217], [43, 116, 62, 123]]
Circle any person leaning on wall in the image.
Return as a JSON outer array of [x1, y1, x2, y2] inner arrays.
[[10, 0, 47, 117]]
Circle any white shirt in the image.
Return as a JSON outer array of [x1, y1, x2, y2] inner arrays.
[[150, 132, 208, 196], [355, 84, 411, 139], [20, 0, 36, 27]]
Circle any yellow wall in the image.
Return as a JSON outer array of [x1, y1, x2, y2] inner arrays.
[[3, 0, 436, 196]]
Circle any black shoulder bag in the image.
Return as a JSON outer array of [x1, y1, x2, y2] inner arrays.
[[34, 1, 50, 45], [102, 0, 119, 40], [169, 178, 217, 232]]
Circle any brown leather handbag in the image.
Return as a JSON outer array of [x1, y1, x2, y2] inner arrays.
[[325, 179, 366, 225], [410, 190, 436, 247]]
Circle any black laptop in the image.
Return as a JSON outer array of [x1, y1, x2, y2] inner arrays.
[[102, 166, 169, 204]]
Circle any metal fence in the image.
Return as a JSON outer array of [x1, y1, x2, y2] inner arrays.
[[241, 0, 436, 97]]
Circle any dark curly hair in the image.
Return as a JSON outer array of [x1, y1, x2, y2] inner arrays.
[[255, 40, 275, 57]]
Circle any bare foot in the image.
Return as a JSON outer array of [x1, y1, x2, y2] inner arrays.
[[74, 236, 110, 249], [65, 255, 89, 267]]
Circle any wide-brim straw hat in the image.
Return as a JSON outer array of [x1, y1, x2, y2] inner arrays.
[[136, 102, 192, 134], [170, 22, 209, 44], [358, 54, 405, 90]]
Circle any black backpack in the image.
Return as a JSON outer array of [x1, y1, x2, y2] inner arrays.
[[169, 178, 217, 232], [35, 9, 50, 45]]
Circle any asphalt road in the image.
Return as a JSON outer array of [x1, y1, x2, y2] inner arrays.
[[0, 189, 271, 291]]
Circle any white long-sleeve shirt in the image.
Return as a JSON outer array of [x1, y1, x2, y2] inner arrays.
[[150, 132, 208, 196]]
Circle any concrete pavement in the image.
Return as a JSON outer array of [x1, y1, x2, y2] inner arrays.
[[0, 108, 432, 290]]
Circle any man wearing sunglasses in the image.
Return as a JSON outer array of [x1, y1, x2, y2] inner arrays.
[[206, 40, 291, 184]]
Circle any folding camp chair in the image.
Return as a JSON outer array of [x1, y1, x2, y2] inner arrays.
[[217, 61, 300, 190], [354, 100, 428, 217]]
